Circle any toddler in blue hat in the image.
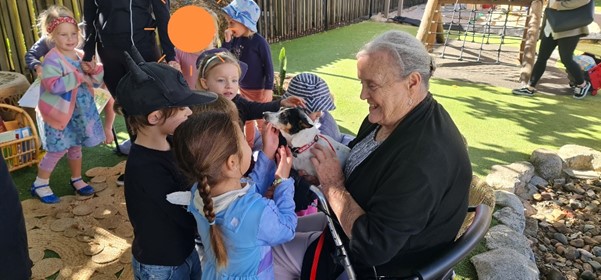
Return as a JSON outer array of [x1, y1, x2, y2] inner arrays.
[[284, 73, 356, 146], [222, 0, 274, 147]]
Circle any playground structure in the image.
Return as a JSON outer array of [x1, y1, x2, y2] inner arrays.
[[416, 0, 545, 83]]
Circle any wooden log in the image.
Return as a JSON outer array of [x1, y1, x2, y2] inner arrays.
[[519, 0, 543, 83], [384, 0, 390, 19], [435, 10, 445, 43], [426, 5, 440, 49], [397, 0, 403, 16], [417, 0, 439, 51]]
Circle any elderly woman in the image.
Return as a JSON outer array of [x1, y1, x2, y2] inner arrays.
[[273, 30, 472, 279]]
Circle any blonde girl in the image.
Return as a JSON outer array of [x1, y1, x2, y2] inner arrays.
[[222, 0, 275, 146], [197, 51, 303, 148], [172, 111, 297, 279], [32, 5, 104, 203]]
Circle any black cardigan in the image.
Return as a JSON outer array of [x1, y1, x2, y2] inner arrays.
[[345, 93, 472, 277]]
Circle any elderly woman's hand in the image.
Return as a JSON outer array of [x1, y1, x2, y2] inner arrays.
[[310, 143, 345, 191]]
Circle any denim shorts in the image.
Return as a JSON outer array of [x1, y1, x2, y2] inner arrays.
[[132, 250, 201, 280]]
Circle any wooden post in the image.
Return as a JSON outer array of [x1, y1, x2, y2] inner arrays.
[[384, 0, 390, 20], [435, 9, 445, 43], [417, 0, 440, 51], [397, 0, 403, 16], [519, 0, 543, 83]]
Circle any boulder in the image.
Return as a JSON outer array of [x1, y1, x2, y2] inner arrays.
[[471, 248, 539, 280], [558, 145, 601, 172], [492, 207, 526, 234], [485, 225, 534, 261], [486, 161, 535, 193], [530, 149, 563, 180], [494, 190, 524, 215]]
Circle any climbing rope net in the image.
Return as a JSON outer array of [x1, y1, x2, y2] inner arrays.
[[434, 4, 531, 63]]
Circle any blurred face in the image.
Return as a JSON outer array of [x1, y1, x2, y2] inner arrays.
[[201, 63, 240, 100], [226, 16, 251, 37], [357, 51, 410, 129], [307, 111, 322, 122], [52, 23, 79, 53], [160, 107, 193, 135]]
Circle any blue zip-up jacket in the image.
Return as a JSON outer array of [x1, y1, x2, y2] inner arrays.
[[189, 151, 297, 279]]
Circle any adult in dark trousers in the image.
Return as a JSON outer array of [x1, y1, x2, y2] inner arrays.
[[512, 0, 592, 99], [0, 157, 32, 280], [82, 0, 180, 174], [82, 0, 180, 96]]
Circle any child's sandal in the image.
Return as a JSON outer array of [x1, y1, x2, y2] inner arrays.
[[30, 184, 60, 204], [70, 178, 95, 196]]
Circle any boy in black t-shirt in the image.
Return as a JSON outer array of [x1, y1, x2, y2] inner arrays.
[[115, 47, 216, 278]]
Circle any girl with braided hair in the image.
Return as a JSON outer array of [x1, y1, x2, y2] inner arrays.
[[171, 111, 297, 279]]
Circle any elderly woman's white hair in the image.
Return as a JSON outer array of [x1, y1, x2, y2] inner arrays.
[[357, 30, 436, 87]]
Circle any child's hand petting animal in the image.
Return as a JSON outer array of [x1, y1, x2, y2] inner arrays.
[[261, 122, 280, 160], [264, 146, 293, 199], [275, 145, 293, 180], [281, 96, 305, 108]]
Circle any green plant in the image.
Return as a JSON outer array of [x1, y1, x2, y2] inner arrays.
[[275, 47, 287, 97]]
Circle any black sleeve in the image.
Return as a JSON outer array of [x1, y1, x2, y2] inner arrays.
[[245, 99, 281, 121], [234, 95, 281, 123], [0, 158, 32, 279], [151, 0, 175, 61], [82, 0, 97, 62]]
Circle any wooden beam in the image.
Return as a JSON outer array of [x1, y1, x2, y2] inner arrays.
[[438, 0, 532, 5], [384, 0, 390, 19], [397, 0, 403, 16], [417, 0, 439, 51], [520, 0, 543, 83]]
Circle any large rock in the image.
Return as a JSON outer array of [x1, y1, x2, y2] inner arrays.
[[515, 183, 538, 201], [558, 144, 601, 171], [494, 190, 524, 215], [485, 224, 534, 261], [471, 248, 539, 280], [530, 149, 563, 180], [492, 207, 526, 234], [486, 161, 535, 192]]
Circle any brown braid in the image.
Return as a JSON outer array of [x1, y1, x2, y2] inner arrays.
[[198, 176, 228, 268], [173, 112, 245, 270]]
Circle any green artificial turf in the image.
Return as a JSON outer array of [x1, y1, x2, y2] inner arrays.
[[9, 21, 601, 280]]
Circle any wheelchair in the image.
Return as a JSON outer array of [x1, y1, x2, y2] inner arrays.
[[308, 185, 492, 280]]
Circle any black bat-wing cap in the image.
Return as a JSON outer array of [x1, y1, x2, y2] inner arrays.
[[116, 45, 217, 116]]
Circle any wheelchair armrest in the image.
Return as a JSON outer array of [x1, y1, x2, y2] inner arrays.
[[415, 204, 492, 280]]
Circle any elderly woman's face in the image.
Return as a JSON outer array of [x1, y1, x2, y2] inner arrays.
[[357, 52, 409, 128]]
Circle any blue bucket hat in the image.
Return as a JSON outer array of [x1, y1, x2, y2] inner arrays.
[[284, 73, 335, 112], [222, 0, 261, 33]]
